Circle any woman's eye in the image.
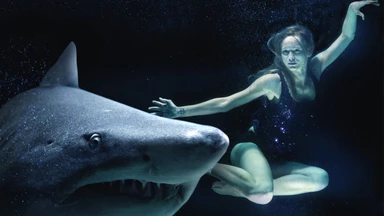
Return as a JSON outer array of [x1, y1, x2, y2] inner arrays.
[[89, 133, 102, 149], [282, 51, 289, 55], [294, 50, 301, 54]]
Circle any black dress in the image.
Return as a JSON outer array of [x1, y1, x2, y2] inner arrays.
[[250, 70, 319, 161]]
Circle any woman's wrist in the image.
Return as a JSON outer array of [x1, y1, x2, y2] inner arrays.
[[176, 107, 186, 118]]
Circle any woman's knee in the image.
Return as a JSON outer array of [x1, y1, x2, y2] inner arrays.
[[310, 167, 329, 192], [242, 176, 274, 204], [246, 190, 273, 205], [230, 142, 261, 162]]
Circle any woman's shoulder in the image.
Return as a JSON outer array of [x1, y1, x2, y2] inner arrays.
[[257, 73, 281, 86], [250, 73, 281, 97]]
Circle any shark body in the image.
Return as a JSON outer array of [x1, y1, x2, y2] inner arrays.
[[0, 42, 228, 216]]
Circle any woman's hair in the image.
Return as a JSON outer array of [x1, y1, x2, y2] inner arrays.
[[249, 24, 315, 101], [267, 24, 314, 58]]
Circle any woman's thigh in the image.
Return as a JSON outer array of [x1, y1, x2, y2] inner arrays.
[[230, 142, 273, 183]]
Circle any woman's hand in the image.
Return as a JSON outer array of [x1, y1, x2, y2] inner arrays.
[[350, 0, 380, 20], [148, 97, 181, 118]]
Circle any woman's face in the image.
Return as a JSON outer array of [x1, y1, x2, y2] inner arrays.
[[280, 36, 309, 73]]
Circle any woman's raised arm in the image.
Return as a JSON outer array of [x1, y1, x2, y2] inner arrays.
[[311, 0, 380, 79]]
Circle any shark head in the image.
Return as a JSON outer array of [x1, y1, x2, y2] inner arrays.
[[0, 42, 229, 216]]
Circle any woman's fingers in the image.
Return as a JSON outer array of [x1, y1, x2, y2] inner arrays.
[[362, 0, 380, 7], [152, 100, 166, 107], [354, 0, 380, 9], [366, 0, 379, 4], [150, 112, 163, 116], [159, 97, 173, 105], [148, 106, 161, 112], [369, 0, 380, 7], [149, 97, 175, 118], [353, 0, 380, 20]]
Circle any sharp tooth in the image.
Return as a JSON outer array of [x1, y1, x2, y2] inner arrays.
[[157, 183, 163, 199], [140, 180, 147, 189], [121, 180, 125, 186], [165, 185, 179, 200]]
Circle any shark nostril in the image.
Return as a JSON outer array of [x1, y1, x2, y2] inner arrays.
[[47, 140, 54, 145], [142, 154, 150, 162]]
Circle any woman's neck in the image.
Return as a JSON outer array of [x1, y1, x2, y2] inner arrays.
[[282, 65, 315, 102], [290, 59, 309, 82]]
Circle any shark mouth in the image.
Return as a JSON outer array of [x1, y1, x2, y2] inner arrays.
[[72, 179, 182, 201]]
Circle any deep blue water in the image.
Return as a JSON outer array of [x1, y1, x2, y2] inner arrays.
[[0, 0, 383, 215]]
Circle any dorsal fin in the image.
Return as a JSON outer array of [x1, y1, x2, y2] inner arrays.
[[40, 42, 79, 88]]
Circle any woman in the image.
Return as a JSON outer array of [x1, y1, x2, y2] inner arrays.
[[148, 0, 379, 205]]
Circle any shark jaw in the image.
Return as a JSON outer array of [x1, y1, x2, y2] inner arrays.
[[50, 177, 200, 216], [83, 179, 181, 200], [64, 179, 184, 205]]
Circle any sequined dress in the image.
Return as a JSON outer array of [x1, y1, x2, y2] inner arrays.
[[251, 71, 318, 160]]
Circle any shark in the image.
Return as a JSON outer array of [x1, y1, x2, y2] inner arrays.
[[0, 42, 229, 216]]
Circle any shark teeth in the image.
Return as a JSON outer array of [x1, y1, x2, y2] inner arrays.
[[93, 179, 178, 200], [139, 180, 147, 189]]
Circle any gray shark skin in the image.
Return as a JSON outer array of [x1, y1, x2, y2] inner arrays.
[[0, 42, 229, 216]]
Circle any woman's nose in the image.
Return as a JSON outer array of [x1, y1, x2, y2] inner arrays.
[[288, 52, 295, 61]]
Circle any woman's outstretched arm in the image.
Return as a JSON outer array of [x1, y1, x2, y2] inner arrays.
[[148, 73, 280, 118], [311, 0, 380, 79]]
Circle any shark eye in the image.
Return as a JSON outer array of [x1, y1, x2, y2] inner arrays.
[[89, 133, 102, 149]]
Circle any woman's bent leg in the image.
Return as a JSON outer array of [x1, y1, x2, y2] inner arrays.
[[210, 142, 274, 204]]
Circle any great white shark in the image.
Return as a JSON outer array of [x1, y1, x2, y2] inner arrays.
[[0, 42, 229, 216]]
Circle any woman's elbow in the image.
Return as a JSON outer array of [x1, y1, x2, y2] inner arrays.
[[347, 34, 355, 42], [342, 33, 355, 42]]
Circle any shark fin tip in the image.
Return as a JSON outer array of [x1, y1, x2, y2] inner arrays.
[[40, 42, 79, 88]]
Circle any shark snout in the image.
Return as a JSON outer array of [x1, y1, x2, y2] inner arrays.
[[142, 121, 229, 184], [92, 111, 229, 185], [188, 126, 229, 156]]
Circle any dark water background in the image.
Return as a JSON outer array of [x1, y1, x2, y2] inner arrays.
[[0, 0, 383, 215]]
